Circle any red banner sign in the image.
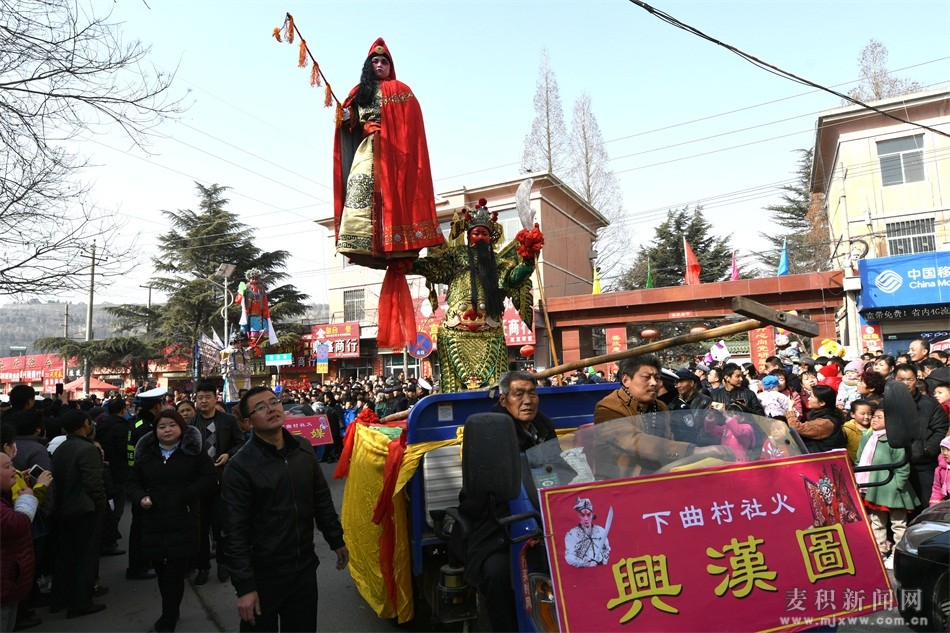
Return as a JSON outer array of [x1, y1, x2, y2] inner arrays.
[[503, 300, 535, 346], [310, 322, 360, 359], [0, 354, 65, 383], [748, 326, 775, 373], [283, 415, 333, 446], [540, 452, 890, 632], [860, 324, 883, 354]]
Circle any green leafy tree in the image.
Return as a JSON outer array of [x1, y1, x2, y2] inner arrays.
[[35, 336, 162, 386], [107, 183, 308, 348], [614, 207, 732, 290], [757, 148, 831, 274]]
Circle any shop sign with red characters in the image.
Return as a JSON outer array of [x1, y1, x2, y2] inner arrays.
[[310, 322, 360, 359], [540, 452, 890, 632]]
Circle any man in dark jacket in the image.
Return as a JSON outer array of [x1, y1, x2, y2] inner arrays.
[[221, 386, 348, 632], [459, 370, 556, 632], [191, 381, 245, 585], [710, 363, 766, 416], [894, 365, 950, 511], [96, 397, 130, 555], [669, 368, 713, 444], [49, 409, 108, 618]]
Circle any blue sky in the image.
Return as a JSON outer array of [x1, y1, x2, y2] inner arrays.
[[64, 0, 950, 305]]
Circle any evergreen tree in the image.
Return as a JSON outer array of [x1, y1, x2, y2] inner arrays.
[[757, 148, 831, 274], [521, 49, 569, 176], [614, 207, 732, 290], [566, 92, 630, 278], [107, 183, 308, 347]]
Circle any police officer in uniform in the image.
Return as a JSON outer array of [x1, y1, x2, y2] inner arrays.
[[125, 386, 166, 580]]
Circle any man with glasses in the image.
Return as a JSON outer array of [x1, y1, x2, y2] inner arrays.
[[190, 381, 245, 585], [221, 387, 348, 632], [893, 364, 949, 511]]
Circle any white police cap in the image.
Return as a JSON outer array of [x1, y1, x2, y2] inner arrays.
[[137, 386, 167, 400]]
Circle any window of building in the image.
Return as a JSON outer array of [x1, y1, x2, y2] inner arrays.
[[876, 134, 925, 186], [885, 218, 936, 255], [343, 289, 365, 322]]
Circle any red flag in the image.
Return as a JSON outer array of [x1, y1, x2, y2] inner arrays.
[[684, 238, 701, 285], [730, 251, 739, 281]]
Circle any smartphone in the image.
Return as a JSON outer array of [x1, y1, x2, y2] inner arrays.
[[28, 464, 44, 481], [55, 383, 64, 395]]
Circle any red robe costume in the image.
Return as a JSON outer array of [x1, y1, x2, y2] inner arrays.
[[332, 38, 444, 262], [332, 38, 444, 349]]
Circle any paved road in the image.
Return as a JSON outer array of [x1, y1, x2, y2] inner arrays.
[[27, 462, 391, 633]]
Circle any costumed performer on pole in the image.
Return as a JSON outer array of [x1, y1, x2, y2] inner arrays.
[[333, 38, 444, 349], [235, 268, 278, 350], [405, 198, 543, 392]]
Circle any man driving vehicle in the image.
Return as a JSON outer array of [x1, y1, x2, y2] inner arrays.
[[457, 370, 554, 631]]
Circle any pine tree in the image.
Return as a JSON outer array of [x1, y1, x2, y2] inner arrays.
[[757, 148, 831, 274], [614, 207, 732, 290], [107, 183, 308, 347], [566, 92, 630, 278], [521, 49, 569, 176]]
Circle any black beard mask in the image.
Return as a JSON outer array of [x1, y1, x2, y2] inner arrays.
[[467, 238, 504, 319]]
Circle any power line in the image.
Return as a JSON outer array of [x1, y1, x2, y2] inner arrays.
[[627, 0, 950, 140]]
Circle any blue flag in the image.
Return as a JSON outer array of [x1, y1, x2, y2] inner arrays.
[[777, 238, 789, 276]]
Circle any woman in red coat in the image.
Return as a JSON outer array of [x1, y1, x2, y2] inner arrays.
[[1, 452, 38, 633]]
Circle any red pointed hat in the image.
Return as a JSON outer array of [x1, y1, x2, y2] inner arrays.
[[366, 37, 395, 78]]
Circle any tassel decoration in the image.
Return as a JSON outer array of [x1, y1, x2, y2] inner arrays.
[[310, 62, 321, 87], [298, 39, 307, 68], [324, 84, 333, 108], [335, 103, 344, 128], [285, 15, 295, 43], [272, 26, 281, 43]]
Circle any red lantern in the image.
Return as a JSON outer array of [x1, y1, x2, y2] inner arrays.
[[690, 325, 708, 334], [640, 328, 660, 340], [519, 344, 535, 358]]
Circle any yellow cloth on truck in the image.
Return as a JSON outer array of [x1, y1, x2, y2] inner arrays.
[[342, 426, 461, 623]]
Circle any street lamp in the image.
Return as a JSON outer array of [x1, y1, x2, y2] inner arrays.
[[213, 263, 237, 347]]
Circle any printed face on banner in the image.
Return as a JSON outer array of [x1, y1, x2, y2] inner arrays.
[[539, 453, 890, 632]]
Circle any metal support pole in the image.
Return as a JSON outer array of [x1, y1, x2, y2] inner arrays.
[[83, 241, 96, 396]]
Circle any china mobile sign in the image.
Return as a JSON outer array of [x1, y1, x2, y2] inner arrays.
[[540, 452, 889, 632], [859, 251, 950, 311]]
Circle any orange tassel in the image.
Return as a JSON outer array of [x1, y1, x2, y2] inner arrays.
[[284, 15, 295, 44], [310, 63, 321, 87], [298, 39, 307, 68], [272, 27, 281, 43], [324, 84, 332, 108], [335, 103, 343, 127]]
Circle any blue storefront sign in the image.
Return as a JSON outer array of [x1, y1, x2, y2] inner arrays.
[[859, 252, 950, 319]]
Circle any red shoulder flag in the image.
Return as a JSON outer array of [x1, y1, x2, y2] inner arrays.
[[684, 238, 701, 285]]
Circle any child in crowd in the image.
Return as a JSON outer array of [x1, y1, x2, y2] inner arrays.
[[770, 369, 802, 417], [931, 436, 950, 507], [932, 383, 950, 416], [799, 370, 818, 418], [756, 375, 790, 419], [856, 408, 920, 568], [836, 360, 863, 413], [843, 399, 874, 464]]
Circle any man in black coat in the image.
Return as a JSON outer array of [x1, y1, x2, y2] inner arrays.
[[221, 386, 348, 632], [96, 397, 131, 555], [710, 363, 766, 416], [669, 368, 713, 444], [190, 381, 245, 585], [894, 365, 949, 512], [49, 409, 108, 618], [458, 370, 556, 632]]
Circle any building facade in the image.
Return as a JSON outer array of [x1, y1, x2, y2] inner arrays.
[[811, 88, 950, 354]]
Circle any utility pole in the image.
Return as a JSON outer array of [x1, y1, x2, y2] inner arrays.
[[80, 241, 105, 396], [63, 304, 69, 391], [139, 284, 152, 333]]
